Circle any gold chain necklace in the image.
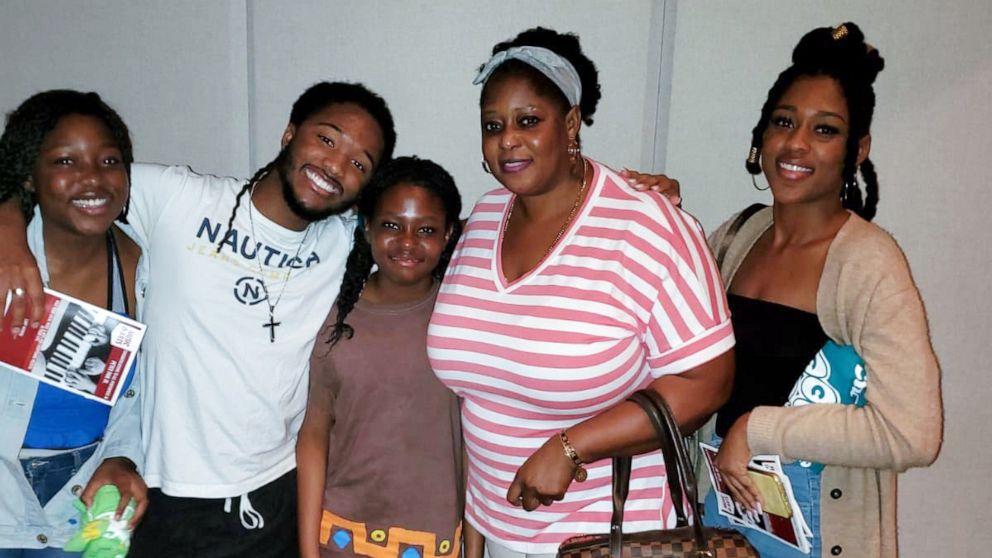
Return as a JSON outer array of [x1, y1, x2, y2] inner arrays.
[[504, 160, 589, 257]]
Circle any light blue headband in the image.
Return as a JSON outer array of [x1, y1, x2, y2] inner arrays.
[[473, 45, 583, 107]]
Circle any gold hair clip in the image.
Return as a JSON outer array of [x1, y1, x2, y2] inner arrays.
[[832, 24, 848, 41], [747, 147, 759, 165]]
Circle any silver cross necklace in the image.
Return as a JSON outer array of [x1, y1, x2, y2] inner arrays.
[[247, 182, 310, 342]]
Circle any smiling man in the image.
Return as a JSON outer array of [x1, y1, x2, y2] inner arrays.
[[130, 83, 395, 557], [0, 82, 396, 557]]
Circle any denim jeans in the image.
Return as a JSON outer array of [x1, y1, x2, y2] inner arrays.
[[0, 445, 97, 555], [0, 548, 80, 557], [20, 444, 97, 508]]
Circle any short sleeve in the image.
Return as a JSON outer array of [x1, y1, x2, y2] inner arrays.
[[642, 204, 735, 376], [307, 322, 340, 427], [119, 163, 190, 249]]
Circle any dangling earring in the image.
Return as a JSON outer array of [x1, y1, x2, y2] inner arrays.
[[746, 147, 759, 166], [746, 146, 768, 190], [481, 160, 492, 174], [567, 137, 581, 163], [841, 176, 858, 203]]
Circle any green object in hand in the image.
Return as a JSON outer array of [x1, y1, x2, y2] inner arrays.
[[63, 484, 135, 558]]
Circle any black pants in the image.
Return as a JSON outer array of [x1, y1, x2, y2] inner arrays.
[[129, 469, 298, 558]]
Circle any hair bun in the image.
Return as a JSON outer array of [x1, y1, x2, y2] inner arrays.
[[792, 22, 885, 85]]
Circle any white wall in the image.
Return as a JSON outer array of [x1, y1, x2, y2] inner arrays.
[[1, 0, 667, 207], [0, 0, 251, 178], [666, 2, 992, 556], [246, 0, 665, 208]]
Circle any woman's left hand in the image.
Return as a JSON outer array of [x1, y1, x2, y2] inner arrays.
[[82, 457, 149, 527], [506, 435, 576, 511], [713, 412, 763, 512], [620, 169, 681, 206]]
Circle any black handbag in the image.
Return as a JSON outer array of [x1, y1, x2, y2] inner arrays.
[[557, 389, 758, 558]]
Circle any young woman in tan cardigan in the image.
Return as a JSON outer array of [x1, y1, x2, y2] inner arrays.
[[704, 22, 942, 558]]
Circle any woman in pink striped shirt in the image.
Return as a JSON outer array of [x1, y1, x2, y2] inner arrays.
[[427, 27, 735, 558]]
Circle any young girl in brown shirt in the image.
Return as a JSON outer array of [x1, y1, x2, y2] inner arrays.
[[297, 156, 464, 558]]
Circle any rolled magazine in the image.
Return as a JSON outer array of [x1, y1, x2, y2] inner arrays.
[[700, 443, 812, 553], [1, 288, 145, 406]]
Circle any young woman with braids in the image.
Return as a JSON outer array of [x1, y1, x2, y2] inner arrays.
[[0, 90, 146, 555], [428, 27, 734, 558], [296, 156, 464, 558], [704, 22, 942, 558]]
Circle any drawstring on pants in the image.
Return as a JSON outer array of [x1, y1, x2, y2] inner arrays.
[[223, 493, 265, 530]]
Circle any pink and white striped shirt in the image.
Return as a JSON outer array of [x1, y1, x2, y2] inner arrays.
[[427, 160, 734, 554]]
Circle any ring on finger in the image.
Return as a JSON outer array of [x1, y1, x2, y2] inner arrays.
[[13, 287, 25, 297]]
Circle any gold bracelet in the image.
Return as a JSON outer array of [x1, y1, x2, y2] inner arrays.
[[558, 430, 588, 482]]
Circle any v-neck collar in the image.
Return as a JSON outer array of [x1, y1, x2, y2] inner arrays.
[[494, 160, 600, 293]]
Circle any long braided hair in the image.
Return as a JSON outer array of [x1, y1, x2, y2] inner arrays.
[[325, 156, 463, 348], [0, 90, 134, 222], [746, 22, 885, 221], [214, 160, 275, 252], [215, 81, 397, 252]]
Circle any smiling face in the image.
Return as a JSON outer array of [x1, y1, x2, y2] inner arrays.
[[277, 102, 385, 222], [365, 183, 452, 291], [28, 114, 129, 238], [480, 73, 579, 197], [761, 75, 870, 207]]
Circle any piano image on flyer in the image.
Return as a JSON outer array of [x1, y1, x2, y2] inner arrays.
[[0, 288, 146, 406]]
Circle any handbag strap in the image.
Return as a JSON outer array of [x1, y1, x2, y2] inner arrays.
[[624, 399, 691, 527], [714, 202, 766, 266], [609, 456, 631, 558], [628, 391, 697, 524], [608, 389, 712, 558], [637, 390, 705, 517]]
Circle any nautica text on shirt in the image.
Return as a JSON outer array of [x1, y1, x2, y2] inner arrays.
[[194, 217, 320, 269]]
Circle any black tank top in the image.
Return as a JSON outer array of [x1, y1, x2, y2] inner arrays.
[[715, 294, 827, 437]]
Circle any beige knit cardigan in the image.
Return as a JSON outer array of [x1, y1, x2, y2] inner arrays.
[[707, 206, 942, 558]]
